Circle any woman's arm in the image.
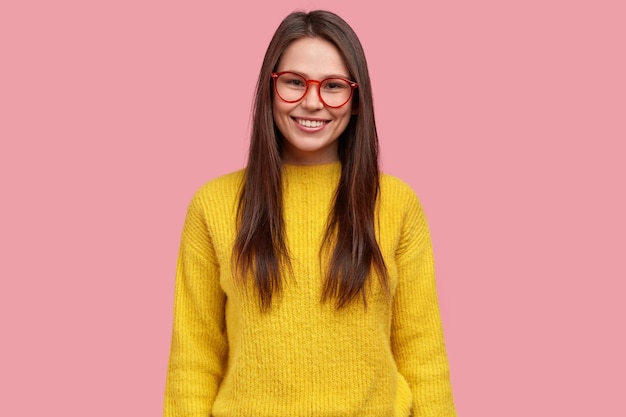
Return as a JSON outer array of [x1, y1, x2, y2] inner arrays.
[[163, 193, 228, 417], [391, 192, 457, 417]]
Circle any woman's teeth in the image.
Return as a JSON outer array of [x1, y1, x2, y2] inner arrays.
[[297, 119, 325, 128]]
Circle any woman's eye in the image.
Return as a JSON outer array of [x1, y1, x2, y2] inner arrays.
[[285, 78, 305, 87], [323, 81, 348, 90]]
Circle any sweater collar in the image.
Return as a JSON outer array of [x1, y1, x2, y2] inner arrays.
[[282, 161, 341, 185]]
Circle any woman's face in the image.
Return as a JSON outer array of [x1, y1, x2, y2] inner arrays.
[[273, 37, 355, 165]]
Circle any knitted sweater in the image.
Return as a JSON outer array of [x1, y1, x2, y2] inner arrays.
[[163, 162, 456, 417]]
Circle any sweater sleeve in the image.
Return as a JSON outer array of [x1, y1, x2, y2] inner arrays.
[[391, 191, 457, 417], [163, 192, 228, 417]]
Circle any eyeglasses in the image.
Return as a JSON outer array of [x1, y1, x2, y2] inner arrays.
[[271, 71, 358, 108]]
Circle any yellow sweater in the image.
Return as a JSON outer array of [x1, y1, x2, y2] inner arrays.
[[164, 162, 456, 417]]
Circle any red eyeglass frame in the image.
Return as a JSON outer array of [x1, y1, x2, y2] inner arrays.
[[271, 71, 358, 108]]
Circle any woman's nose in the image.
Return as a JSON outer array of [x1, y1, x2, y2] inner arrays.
[[300, 83, 324, 110]]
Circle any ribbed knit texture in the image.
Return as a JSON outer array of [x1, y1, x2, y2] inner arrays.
[[164, 162, 456, 417]]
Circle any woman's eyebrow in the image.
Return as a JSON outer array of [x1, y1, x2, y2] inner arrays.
[[280, 69, 352, 79]]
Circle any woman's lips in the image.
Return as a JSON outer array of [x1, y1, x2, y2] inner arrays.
[[292, 117, 329, 131]]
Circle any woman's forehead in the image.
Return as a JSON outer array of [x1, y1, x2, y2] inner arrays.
[[276, 37, 350, 79]]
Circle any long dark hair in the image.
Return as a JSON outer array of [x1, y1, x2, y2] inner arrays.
[[233, 10, 388, 310]]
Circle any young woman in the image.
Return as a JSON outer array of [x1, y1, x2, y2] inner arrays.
[[164, 10, 456, 417]]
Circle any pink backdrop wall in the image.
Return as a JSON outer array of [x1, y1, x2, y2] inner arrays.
[[1, 0, 624, 415]]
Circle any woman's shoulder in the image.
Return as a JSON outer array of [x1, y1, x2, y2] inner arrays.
[[379, 173, 430, 236], [198, 169, 245, 192], [379, 173, 422, 207], [191, 169, 245, 206]]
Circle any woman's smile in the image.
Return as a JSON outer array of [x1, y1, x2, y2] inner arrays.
[[293, 117, 330, 131]]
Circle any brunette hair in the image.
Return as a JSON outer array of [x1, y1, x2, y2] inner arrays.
[[233, 10, 388, 310]]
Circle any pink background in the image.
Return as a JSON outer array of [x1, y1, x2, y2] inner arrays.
[[1, 0, 624, 415]]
